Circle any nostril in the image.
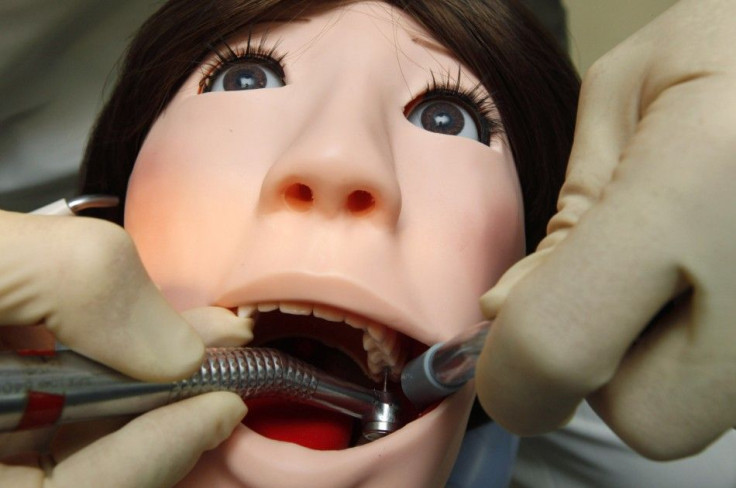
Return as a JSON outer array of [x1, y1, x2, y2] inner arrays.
[[347, 190, 375, 214], [284, 183, 313, 211]]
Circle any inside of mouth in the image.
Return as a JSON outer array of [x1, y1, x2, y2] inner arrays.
[[243, 310, 423, 450], [244, 338, 369, 450]]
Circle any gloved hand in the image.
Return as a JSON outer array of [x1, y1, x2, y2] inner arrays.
[[476, 0, 736, 460], [0, 210, 249, 487]]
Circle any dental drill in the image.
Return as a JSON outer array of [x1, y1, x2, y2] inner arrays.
[[0, 347, 401, 442], [400, 320, 491, 410]]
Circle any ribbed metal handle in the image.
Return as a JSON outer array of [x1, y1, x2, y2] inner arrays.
[[172, 348, 320, 401]]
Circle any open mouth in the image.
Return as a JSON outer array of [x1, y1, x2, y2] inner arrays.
[[235, 302, 426, 451]]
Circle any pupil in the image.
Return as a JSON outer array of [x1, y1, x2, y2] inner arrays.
[[224, 64, 267, 90], [421, 101, 464, 135]]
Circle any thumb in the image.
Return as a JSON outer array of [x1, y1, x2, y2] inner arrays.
[[480, 46, 645, 319], [49, 392, 246, 488], [476, 49, 645, 432], [0, 210, 204, 381]]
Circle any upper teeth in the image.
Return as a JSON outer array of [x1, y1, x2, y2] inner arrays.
[[237, 302, 406, 379]]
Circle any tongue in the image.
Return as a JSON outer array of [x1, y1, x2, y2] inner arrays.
[[244, 397, 355, 450]]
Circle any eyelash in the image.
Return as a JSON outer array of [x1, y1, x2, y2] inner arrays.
[[198, 39, 502, 145], [198, 36, 285, 94], [410, 73, 503, 146]]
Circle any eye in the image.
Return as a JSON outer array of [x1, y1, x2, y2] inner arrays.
[[205, 58, 285, 93], [406, 98, 482, 142]]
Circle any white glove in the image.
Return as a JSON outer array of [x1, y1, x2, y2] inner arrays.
[[0, 210, 248, 487], [476, 0, 736, 460]]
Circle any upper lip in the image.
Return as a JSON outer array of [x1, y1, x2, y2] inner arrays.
[[215, 272, 429, 345], [215, 272, 432, 383]]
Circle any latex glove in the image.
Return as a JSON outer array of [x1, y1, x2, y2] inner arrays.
[[0, 210, 247, 487], [476, 0, 736, 460]]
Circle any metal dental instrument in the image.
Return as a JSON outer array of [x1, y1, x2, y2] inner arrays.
[[0, 347, 401, 442], [31, 194, 120, 216], [401, 320, 491, 410]]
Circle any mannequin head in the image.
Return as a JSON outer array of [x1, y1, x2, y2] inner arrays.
[[80, 1, 578, 487]]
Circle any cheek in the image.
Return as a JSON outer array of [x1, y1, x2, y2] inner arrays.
[[124, 97, 277, 309], [449, 142, 524, 274], [398, 136, 524, 337]]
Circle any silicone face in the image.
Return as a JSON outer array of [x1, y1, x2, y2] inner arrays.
[[125, 2, 525, 487]]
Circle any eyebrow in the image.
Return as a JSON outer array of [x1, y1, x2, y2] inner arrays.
[[274, 18, 311, 24], [411, 36, 452, 56], [409, 35, 489, 96], [251, 17, 311, 32]]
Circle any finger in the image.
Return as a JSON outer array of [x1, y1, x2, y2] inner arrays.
[[0, 464, 43, 487], [477, 73, 731, 435], [50, 418, 130, 465], [478, 196, 681, 433], [480, 45, 647, 319], [0, 211, 204, 381], [181, 307, 253, 347], [50, 392, 245, 488], [589, 294, 735, 460], [476, 47, 664, 434], [476, 40, 676, 432], [0, 428, 57, 459]]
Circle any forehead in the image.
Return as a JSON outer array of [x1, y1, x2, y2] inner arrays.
[[225, 1, 482, 91]]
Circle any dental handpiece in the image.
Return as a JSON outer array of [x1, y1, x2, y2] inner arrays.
[[30, 194, 120, 216], [0, 347, 400, 442], [400, 320, 491, 410]]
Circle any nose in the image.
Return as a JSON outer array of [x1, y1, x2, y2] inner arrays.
[[257, 90, 402, 226]]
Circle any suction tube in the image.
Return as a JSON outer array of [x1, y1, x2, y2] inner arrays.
[[401, 321, 491, 409], [0, 347, 401, 442]]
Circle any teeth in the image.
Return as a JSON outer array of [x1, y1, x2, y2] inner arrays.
[[314, 305, 344, 322], [236, 300, 407, 380], [362, 333, 379, 352], [378, 328, 397, 355], [362, 324, 404, 378], [369, 348, 396, 367], [279, 302, 312, 316], [257, 303, 278, 312], [237, 305, 255, 318], [366, 323, 386, 342], [367, 349, 386, 368], [345, 315, 369, 329]]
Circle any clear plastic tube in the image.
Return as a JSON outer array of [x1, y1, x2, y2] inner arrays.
[[401, 321, 491, 409], [431, 321, 491, 387]]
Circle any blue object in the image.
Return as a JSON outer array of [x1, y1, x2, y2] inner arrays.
[[447, 422, 519, 488]]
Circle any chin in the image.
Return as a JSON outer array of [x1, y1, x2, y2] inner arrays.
[[174, 300, 477, 487]]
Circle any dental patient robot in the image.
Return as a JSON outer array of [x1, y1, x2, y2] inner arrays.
[[76, 0, 579, 486]]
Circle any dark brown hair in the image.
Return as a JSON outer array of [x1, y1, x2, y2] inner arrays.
[[79, 0, 579, 252]]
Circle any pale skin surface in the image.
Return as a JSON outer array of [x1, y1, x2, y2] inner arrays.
[[477, 0, 736, 461], [124, 3, 524, 487]]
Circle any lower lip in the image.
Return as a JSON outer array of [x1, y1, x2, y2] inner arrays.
[[206, 387, 474, 488], [234, 392, 445, 450]]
